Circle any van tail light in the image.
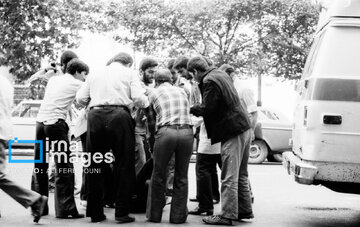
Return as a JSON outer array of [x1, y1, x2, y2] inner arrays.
[[303, 106, 308, 126], [323, 115, 342, 125]]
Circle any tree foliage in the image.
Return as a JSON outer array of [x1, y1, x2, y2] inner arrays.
[[0, 0, 108, 83], [108, 0, 319, 79], [1, 0, 319, 83]]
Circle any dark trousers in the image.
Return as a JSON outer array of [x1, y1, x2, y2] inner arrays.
[[197, 153, 222, 210], [146, 126, 194, 223], [31, 120, 78, 217], [86, 108, 135, 219], [0, 141, 40, 209]]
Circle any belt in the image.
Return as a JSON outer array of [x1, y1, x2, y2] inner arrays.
[[90, 105, 128, 111], [159, 124, 192, 130]]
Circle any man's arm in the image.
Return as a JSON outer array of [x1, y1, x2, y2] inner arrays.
[[76, 77, 91, 106], [202, 80, 221, 118]]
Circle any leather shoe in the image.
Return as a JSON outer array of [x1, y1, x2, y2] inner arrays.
[[115, 215, 135, 223], [104, 203, 115, 208], [238, 212, 254, 220], [203, 215, 232, 225], [31, 195, 48, 223], [57, 213, 85, 219], [189, 207, 213, 216], [91, 214, 106, 223]]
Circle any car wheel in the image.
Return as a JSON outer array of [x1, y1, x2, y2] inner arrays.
[[249, 140, 268, 164], [272, 154, 283, 162], [267, 154, 283, 162]]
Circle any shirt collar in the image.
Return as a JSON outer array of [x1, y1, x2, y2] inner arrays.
[[200, 67, 217, 83]]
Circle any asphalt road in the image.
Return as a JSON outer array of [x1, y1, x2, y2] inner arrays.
[[1, 151, 360, 226]]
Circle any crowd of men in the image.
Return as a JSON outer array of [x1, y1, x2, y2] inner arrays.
[[0, 49, 258, 225]]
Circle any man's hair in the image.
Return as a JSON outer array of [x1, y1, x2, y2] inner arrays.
[[173, 56, 189, 70], [187, 56, 209, 73], [219, 64, 235, 76], [167, 59, 175, 70], [139, 57, 158, 71], [106, 52, 133, 66], [60, 50, 78, 68], [154, 68, 172, 84], [66, 59, 89, 75]]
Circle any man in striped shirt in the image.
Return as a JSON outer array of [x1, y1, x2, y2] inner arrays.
[[146, 69, 193, 224]]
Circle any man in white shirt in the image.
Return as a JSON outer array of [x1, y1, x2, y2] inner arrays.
[[0, 75, 47, 223], [76, 52, 149, 223], [31, 58, 89, 219]]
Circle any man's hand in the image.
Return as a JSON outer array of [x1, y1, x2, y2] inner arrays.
[[190, 105, 204, 117]]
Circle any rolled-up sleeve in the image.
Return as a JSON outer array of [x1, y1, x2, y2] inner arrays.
[[76, 77, 91, 106]]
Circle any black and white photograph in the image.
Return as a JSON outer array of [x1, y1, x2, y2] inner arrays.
[[1, 0, 360, 226]]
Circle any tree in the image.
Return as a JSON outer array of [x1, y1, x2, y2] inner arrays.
[[0, 0, 109, 83], [107, 0, 318, 79]]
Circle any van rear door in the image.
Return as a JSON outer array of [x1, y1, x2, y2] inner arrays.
[[299, 78, 360, 163]]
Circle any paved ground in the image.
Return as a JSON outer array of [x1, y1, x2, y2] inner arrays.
[[1, 151, 360, 226]]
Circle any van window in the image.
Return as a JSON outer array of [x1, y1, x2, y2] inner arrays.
[[302, 31, 325, 78], [312, 78, 360, 102], [312, 26, 360, 77]]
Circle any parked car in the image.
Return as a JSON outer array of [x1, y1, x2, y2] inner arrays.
[[11, 100, 41, 146], [249, 107, 292, 164], [11, 99, 77, 147]]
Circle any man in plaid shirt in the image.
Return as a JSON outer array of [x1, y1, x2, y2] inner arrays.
[[146, 68, 194, 224]]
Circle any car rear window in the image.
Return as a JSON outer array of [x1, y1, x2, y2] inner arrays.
[[312, 78, 360, 102]]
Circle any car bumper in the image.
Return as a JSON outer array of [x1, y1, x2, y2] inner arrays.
[[282, 151, 318, 185], [283, 151, 360, 184]]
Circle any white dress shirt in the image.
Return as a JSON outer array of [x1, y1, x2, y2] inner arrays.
[[198, 122, 221, 154], [0, 76, 14, 140], [76, 62, 149, 109], [233, 77, 257, 114], [37, 74, 83, 124]]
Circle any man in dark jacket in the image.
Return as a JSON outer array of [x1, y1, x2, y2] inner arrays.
[[188, 56, 253, 225]]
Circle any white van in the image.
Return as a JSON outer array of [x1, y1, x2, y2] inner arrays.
[[283, 0, 360, 194]]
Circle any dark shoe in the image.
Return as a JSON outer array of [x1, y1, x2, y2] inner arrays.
[[104, 203, 115, 208], [213, 199, 220, 204], [115, 215, 135, 223], [189, 197, 198, 202], [147, 219, 161, 223], [189, 207, 213, 216], [203, 215, 232, 225], [57, 213, 85, 219], [91, 214, 106, 223], [170, 219, 186, 224], [31, 195, 48, 223], [238, 212, 254, 220]]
